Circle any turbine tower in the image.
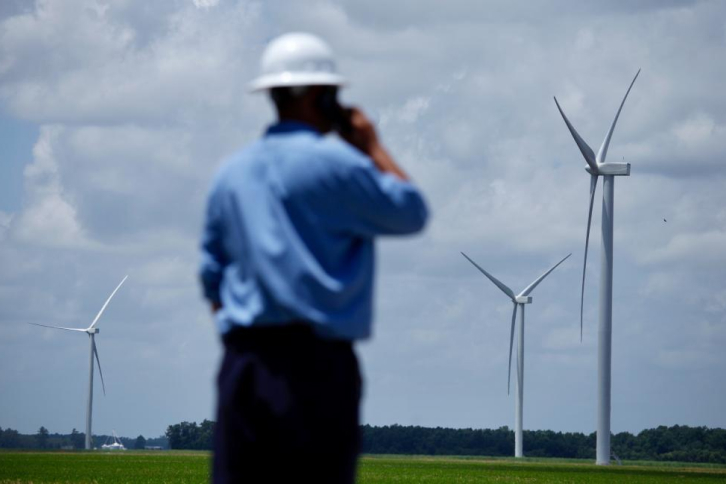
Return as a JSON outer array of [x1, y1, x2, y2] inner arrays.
[[461, 253, 570, 458], [29, 276, 128, 450], [554, 69, 640, 465]]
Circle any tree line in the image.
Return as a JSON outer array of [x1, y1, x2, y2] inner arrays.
[[165, 421, 726, 464], [359, 425, 726, 463], [0, 426, 167, 450], [4, 422, 725, 463]]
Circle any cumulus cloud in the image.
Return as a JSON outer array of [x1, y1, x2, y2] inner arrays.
[[10, 127, 94, 249], [0, 0, 265, 125]]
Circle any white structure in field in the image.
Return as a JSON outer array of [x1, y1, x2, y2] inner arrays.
[[29, 276, 128, 450], [554, 69, 640, 465], [101, 430, 127, 451], [461, 253, 570, 458]]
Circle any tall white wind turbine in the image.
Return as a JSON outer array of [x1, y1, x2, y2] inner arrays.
[[461, 253, 570, 458], [554, 70, 640, 465], [29, 276, 128, 450]]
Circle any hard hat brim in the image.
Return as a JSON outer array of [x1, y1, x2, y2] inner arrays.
[[248, 72, 347, 92]]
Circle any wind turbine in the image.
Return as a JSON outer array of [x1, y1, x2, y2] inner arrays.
[[554, 69, 640, 465], [29, 275, 128, 450], [461, 252, 570, 458]]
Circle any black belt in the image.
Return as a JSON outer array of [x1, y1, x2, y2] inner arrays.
[[222, 321, 351, 351]]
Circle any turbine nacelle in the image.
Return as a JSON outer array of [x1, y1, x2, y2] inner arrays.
[[514, 296, 532, 304], [87, 328, 99, 334], [586, 163, 630, 177]]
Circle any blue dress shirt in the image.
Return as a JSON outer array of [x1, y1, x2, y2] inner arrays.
[[200, 121, 428, 340]]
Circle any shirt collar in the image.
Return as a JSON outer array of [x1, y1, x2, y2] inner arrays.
[[265, 120, 321, 136]]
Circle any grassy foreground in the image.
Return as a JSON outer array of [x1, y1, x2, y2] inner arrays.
[[2, 451, 726, 483]]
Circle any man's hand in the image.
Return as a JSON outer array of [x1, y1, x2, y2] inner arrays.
[[340, 107, 409, 181], [340, 107, 378, 154]]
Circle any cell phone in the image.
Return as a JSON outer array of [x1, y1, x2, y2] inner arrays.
[[318, 87, 352, 135]]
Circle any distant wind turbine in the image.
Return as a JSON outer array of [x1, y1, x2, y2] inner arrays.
[[554, 69, 640, 465], [461, 253, 570, 458], [29, 275, 128, 450]]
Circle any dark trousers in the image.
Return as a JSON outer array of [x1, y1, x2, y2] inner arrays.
[[213, 324, 362, 484]]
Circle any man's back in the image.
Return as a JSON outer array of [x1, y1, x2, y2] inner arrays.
[[201, 121, 428, 340]]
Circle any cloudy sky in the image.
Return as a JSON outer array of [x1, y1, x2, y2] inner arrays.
[[1, 0, 725, 440]]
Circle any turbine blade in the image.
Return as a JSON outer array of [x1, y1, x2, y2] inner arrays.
[[92, 338, 106, 396], [507, 303, 517, 396], [580, 174, 599, 341], [518, 253, 572, 297], [461, 252, 515, 300], [89, 275, 128, 329], [27, 322, 86, 332], [596, 69, 641, 164], [554, 96, 598, 172]]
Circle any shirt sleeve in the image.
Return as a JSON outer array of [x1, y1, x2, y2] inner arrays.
[[199, 183, 228, 304], [326, 145, 429, 237]]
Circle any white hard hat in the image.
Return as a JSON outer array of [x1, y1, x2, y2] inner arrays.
[[248, 32, 347, 92]]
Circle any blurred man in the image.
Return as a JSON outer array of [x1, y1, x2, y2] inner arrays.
[[200, 32, 428, 483]]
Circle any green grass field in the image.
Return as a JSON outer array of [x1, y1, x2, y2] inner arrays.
[[2, 451, 726, 483]]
